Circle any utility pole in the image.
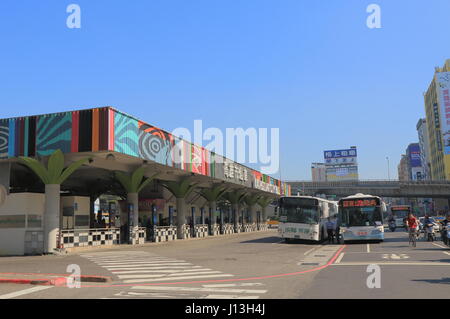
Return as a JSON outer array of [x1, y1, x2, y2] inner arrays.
[[386, 156, 391, 181]]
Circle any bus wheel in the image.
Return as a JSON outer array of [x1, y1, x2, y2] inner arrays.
[[284, 238, 291, 243]]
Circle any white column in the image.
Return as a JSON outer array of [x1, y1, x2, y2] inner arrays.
[[44, 184, 60, 253]]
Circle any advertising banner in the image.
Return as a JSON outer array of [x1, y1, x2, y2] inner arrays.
[[324, 148, 357, 166], [437, 72, 450, 155], [408, 144, 422, 168]]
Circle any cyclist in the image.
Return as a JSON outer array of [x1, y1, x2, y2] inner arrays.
[[406, 212, 419, 246]]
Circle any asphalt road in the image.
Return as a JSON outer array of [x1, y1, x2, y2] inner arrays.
[[0, 229, 449, 299]]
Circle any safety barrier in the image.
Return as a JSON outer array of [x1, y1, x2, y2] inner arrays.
[[131, 227, 146, 245], [59, 228, 120, 249], [194, 224, 209, 238], [234, 224, 243, 233], [209, 224, 220, 236], [244, 223, 257, 232], [152, 226, 177, 242], [258, 223, 269, 231], [178, 225, 191, 239], [221, 223, 234, 235]]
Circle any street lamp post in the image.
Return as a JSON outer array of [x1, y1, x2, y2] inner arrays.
[[386, 157, 391, 181]]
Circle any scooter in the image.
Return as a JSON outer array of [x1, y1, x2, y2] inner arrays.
[[442, 225, 450, 247], [388, 220, 396, 232], [424, 223, 436, 242]]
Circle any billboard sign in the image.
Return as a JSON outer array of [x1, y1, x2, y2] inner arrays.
[[408, 144, 422, 168], [324, 148, 357, 166], [437, 72, 450, 155]]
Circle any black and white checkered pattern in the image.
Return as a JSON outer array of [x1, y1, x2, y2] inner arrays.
[[221, 223, 234, 235], [178, 225, 191, 239], [152, 226, 177, 242], [234, 224, 243, 233], [60, 228, 120, 249], [258, 223, 269, 231], [194, 224, 209, 238], [209, 224, 220, 236], [244, 223, 257, 232], [131, 227, 146, 245]]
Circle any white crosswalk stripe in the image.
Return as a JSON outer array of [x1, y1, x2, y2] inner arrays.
[[82, 251, 268, 299]]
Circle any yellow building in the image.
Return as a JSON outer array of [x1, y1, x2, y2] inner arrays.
[[423, 59, 450, 180]]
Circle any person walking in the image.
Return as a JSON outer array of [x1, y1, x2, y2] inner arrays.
[[326, 217, 336, 244]]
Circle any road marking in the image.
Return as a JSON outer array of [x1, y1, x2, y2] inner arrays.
[[335, 253, 345, 264], [382, 254, 409, 260], [118, 271, 223, 279], [0, 286, 53, 299], [432, 243, 448, 249], [203, 295, 260, 299], [303, 248, 316, 256], [443, 252, 450, 256], [105, 263, 193, 268], [79, 245, 347, 289], [98, 261, 192, 267], [333, 262, 450, 266], [367, 244, 370, 253], [131, 285, 267, 294], [108, 266, 202, 271], [112, 268, 209, 274], [202, 283, 264, 288], [123, 274, 234, 283]]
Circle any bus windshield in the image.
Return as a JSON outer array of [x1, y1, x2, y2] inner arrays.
[[340, 206, 382, 227], [279, 198, 320, 224]]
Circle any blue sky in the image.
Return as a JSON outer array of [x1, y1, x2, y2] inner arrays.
[[1, 1, 450, 180]]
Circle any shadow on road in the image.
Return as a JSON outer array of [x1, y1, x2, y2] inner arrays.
[[239, 237, 321, 245], [412, 277, 450, 285]]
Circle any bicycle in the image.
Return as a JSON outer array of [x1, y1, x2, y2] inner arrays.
[[408, 228, 418, 247]]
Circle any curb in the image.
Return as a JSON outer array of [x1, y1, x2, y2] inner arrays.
[[0, 275, 111, 286]]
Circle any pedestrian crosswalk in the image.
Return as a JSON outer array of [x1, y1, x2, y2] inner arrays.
[[81, 251, 268, 299]]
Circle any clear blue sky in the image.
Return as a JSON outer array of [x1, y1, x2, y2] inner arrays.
[[1, 0, 450, 180]]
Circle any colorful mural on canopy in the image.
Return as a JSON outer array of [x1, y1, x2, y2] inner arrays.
[[0, 107, 290, 196]]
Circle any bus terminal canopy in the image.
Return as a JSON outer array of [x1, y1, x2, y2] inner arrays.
[[0, 107, 291, 197]]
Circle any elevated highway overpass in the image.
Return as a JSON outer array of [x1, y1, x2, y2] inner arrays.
[[287, 180, 450, 199]]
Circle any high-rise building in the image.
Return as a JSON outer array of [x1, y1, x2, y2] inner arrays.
[[406, 143, 424, 180], [323, 146, 358, 181], [311, 163, 326, 181], [416, 119, 431, 180], [398, 154, 410, 181], [423, 59, 450, 180]]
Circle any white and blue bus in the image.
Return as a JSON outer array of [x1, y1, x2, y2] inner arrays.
[[278, 196, 338, 242], [338, 193, 386, 242]]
